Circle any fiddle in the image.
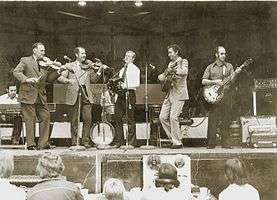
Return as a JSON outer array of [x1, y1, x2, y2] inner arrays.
[[81, 58, 109, 70], [38, 57, 63, 71]]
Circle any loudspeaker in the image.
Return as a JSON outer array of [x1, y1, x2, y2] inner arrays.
[[240, 116, 276, 143], [256, 90, 277, 115]]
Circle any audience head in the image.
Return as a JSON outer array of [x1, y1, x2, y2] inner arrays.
[[36, 152, 65, 179], [0, 150, 14, 178], [224, 158, 246, 185], [155, 163, 180, 191], [103, 178, 126, 200]]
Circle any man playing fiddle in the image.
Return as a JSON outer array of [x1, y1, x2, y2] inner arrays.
[[58, 47, 106, 148], [13, 42, 66, 150]]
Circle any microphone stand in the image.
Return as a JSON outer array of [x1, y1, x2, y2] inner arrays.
[[69, 63, 87, 151], [97, 68, 114, 150], [120, 64, 134, 150], [140, 63, 155, 149]]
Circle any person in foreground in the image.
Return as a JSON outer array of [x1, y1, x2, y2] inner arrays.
[[0, 150, 26, 200], [27, 151, 84, 200], [140, 163, 192, 200], [219, 158, 260, 200], [102, 178, 126, 200]]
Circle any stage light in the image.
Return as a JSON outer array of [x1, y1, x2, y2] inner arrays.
[[78, 0, 87, 7], [135, 0, 143, 7]]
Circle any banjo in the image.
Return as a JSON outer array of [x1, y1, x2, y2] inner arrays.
[[203, 58, 253, 104]]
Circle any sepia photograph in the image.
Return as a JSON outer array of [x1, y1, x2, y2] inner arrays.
[[0, 0, 276, 199]]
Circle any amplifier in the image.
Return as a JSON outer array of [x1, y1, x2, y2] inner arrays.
[[254, 78, 277, 90], [240, 116, 276, 143]]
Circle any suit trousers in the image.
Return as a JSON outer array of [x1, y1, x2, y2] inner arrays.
[[159, 97, 185, 145], [21, 102, 50, 148], [69, 90, 92, 146], [113, 90, 137, 146]]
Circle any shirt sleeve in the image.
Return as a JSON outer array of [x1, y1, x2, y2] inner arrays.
[[202, 65, 211, 79]]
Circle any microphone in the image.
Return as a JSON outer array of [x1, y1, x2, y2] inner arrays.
[[149, 64, 156, 70], [63, 55, 72, 62]]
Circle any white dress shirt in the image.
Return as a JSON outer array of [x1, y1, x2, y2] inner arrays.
[[119, 63, 140, 90], [0, 94, 19, 104], [0, 179, 26, 200], [219, 184, 260, 200]]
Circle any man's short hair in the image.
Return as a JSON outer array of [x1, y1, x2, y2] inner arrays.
[[167, 44, 181, 55], [6, 83, 16, 90], [0, 150, 14, 178], [32, 42, 44, 50], [224, 158, 245, 185], [74, 46, 85, 55], [103, 178, 125, 200], [126, 50, 136, 59], [36, 152, 65, 179], [155, 163, 180, 191]]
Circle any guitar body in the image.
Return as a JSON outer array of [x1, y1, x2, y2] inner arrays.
[[203, 85, 224, 104]]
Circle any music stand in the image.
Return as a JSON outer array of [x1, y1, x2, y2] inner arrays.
[[140, 63, 155, 149]]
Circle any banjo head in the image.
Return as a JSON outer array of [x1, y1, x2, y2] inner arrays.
[[90, 122, 115, 145]]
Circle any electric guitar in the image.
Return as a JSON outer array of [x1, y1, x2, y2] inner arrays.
[[203, 58, 253, 104], [160, 60, 179, 93]]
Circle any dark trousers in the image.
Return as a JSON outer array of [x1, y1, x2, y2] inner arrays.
[[12, 116, 22, 143], [113, 90, 137, 146], [207, 98, 231, 146], [69, 91, 92, 146], [21, 103, 50, 148]]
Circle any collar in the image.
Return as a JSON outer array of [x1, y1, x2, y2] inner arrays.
[[171, 56, 182, 63], [214, 59, 225, 67], [32, 55, 38, 61]]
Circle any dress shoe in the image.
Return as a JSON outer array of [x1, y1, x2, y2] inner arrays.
[[170, 144, 183, 149], [207, 145, 216, 149], [27, 146, 37, 150], [111, 143, 122, 148], [84, 143, 92, 149], [38, 144, 51, 150]]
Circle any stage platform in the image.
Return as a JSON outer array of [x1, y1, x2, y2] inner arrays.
[[3, 147, 277, 200]]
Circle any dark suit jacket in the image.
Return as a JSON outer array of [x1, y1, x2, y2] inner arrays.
[[57, 61, 101, 105], [13, 56, 58, 104]]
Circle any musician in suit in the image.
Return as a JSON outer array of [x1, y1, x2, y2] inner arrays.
[[158, 44, 189, 149], [202, 46, 241, 149], [57, 47, 106, 148], [112, 50, 140, 148], [13, 42, 64, 150], [0, 84, 22, 145]]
